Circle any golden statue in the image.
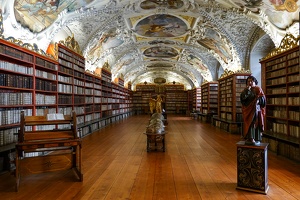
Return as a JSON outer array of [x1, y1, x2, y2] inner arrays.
[[149, 95, 163, 114], [156, 95, 163, 113]]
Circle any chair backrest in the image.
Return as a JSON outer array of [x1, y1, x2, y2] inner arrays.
[[18, 111, 78, 143]]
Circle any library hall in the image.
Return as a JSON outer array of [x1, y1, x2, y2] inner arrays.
[[0, 0, 299, 199]]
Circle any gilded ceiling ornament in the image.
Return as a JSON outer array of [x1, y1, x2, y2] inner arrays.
[[235, 69, 251, 74], [102, 61, 111, 71], [130, 16, 146, 26], [284, 0, 298, 12], [201, 80, 208, 85], [219, 69, 234, 78], [272, 0, 298, 12], [59, 34, 83, 55], [220, 68, 251, 79], [0, 9, 3, 37], [261, 33, 300, 61]]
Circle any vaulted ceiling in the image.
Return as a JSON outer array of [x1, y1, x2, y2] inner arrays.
[[0, 0, 299, 89]]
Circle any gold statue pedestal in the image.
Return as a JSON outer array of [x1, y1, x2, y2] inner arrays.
[[236, 141, 269, 194]]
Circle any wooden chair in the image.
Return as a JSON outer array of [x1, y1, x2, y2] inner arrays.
[[15, 111, 83, 191]]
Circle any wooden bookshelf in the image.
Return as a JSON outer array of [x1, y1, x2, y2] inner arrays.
[[99, 68, 112, 119], [194, 87, 201, 112], [84, 72, 95, 127], [187, 89, 193, 113], [212, 72, 250, 134], [132, 84, 187, 115], [134, 84, 156, 114], [58, 44, 86, 125], [0, 39, 133, 173], [199, 82, 218, 122], [57, 44, 74, 118], [165, 84, 187, 114], [260, 37, 300, 161], [0, 39, 58, 172]]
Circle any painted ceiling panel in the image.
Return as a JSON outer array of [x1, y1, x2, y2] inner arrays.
[[0, 0, 298, 89]]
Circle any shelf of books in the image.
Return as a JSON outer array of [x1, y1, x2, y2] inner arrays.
[[212, 71, 250, 134], [134, 84, 156, 114], [199, 82, 218, 122], [260, 35, 300, 161], [0, 39, 133, 172], [132, 84, 188, 115], [165, 84, 187, 114], [58, 44, 86, 127], [111, 82, 131, 123], [84, 72, 96, 132], [0, 39, 58, 172], [99, 68, 112, 122], [187, 89, 193, 113], [194, 87, 201, 112]]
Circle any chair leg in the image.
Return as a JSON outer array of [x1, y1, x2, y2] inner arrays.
[[15, 151, 20, 192]]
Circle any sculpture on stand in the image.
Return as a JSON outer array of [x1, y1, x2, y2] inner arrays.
[[149, 95, 164, 114], [240, 76, 266, 145]]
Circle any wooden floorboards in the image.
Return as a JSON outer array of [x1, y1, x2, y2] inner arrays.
[[1, 114, 300, 199]]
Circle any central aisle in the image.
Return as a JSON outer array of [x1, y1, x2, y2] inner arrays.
[[1, 115, 300, 199]]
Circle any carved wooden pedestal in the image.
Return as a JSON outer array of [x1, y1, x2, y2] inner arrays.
[[236, 141, 269, 194], [144, 133, 166, 152]]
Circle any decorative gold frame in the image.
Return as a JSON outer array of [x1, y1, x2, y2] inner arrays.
[[219, 69, 251, 79], [261, 34, 300, 61], [59, 34, 83, 55]]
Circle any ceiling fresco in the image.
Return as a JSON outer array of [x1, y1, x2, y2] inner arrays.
[[143, 46, 178, 58], [13, 0, 95, 33], [135, 14, 188, 37], [0, 0, 299, 89], [187, 54, 212, 81], [147, 63, 174, 68], [140, 0, 184, 9], [197, 28, 232, 64]]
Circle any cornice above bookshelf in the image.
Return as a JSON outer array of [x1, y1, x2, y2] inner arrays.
[[261, 34, 300, 61]]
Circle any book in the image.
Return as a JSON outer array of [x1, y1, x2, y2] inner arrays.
[[47, 113, 65, 121]]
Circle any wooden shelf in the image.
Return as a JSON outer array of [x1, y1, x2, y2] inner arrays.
[[0, 39, 133, 173], [212, 72, 250, 133], [132, 84, 187, 115], [199, 82, 218, 122], [260, 43, 299, 161]]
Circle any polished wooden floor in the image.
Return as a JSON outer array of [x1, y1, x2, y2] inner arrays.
[[1, 115, 300, 200]]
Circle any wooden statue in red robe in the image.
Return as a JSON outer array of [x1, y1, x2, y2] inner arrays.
[[240, 76, 266, 145]]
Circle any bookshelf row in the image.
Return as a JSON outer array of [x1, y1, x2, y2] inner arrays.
[[132, 84, 188, 114], [261, 45, 299, 136], [260, 40, 299, 161], [0, 39, 133, 153]]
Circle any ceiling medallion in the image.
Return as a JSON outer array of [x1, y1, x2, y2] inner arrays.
[[147, 63, 173, 68], [284, 0, 298, 12], [154, 77, 166, 84]]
